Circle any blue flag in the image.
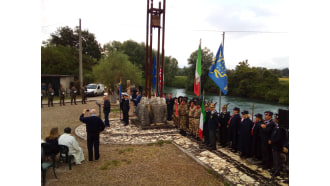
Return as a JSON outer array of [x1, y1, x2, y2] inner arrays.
[[208, 43, 228, 95], [152, 56, 157, 90]]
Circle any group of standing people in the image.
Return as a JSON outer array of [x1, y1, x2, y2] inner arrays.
[[41, 83, 88, 107], [167, 96, 289, 176]]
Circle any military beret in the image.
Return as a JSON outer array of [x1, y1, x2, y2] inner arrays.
[[210, 103, 216, 108]]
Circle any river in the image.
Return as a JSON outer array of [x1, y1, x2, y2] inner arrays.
[[164, 87, 289, 118]]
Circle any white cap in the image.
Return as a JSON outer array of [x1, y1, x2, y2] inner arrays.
[[104, 93, 108, 96]]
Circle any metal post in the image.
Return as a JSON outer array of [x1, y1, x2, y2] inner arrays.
[[145, 0, 149, 97], [160, 0, 166, 97], [148, 0, 153, 99], [79, 18, 83, 88], [156, 2, 161, 96]]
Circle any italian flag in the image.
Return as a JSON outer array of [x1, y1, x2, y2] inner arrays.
[[199, 97, 206, 140], [194, 43, 202, 96]]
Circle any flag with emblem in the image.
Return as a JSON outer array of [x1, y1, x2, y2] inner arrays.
[[208, 43, 228, 95], [194, 43, 202, 96]]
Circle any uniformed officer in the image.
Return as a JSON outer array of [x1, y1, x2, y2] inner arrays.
[[71, 86, 77, 105], [47, 87, 54, 107], [172, 97, 179, 128], [251, 113, 263, 161], [193, 100, 201, 139], [228, 107, 241, 152], [188, 100, 196, 135], [122, 93, 130, 126], [81, 85, 87, 104], [219, 104, 230, 147], [238, 110, 253, 158], [203, 102, 210, 145], [178, 98, 188, 135], [208, 103, 219, 150], [59, 84, 66, 106], [260, 111, 276, 170]]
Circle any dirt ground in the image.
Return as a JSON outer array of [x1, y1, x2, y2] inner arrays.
[[41, 98, 224, 186]]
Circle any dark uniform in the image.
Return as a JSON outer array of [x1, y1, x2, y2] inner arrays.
[[251, 114, 263, 160], [208, 104, 219, 150], [71, 86, 77, 105], [228, 107, 241, 152], [219, 106, 230, 147], [203, 103, 210, 145], [47, 88, 54, 107], [103, 98, 111, 127], [81, 86, 87, 104], [238, 111, 253, 157], [260, 111, 276, 169], [166, 96, 174, 121], [59, 87, 65, 106], [41, 83, 47, 108], [270, 115, 286, 176], [122, 95, 130, 126]]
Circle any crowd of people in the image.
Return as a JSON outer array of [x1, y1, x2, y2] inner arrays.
[[41, 83, 88, 107], [165, 95, 289, 177]]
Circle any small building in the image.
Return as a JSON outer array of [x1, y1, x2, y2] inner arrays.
[[41, 74, 74, 96]]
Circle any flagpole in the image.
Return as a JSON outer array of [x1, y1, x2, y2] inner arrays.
[[219, 32, 225, 111], [200, 38, 202, 98]]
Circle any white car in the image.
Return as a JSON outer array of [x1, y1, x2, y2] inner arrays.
[[86, 83, 104, 97]]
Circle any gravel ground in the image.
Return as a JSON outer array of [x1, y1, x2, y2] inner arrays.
[[41, 98, 224, 186]]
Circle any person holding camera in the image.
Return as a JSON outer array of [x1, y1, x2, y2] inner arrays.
[[79, 109, 105, 161]]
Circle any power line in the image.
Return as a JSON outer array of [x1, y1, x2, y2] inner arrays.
[[192, 30, 288, 34]]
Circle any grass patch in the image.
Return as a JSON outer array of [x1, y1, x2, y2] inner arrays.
[[148, 140, 172, 146], [117, 147, 134, 154]]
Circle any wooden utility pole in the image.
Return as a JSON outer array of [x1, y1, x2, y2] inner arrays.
[[79, 18, 83, 88]]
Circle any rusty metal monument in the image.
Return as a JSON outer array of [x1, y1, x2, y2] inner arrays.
[[145, 0, 166, 98]]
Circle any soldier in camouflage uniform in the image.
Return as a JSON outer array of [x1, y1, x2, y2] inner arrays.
[[172, 97, 179, 128], [193, 101, 201, 139], [59, 84, 66, 106], [71, 86, 77, 105], [188, 100, 196, 135], [81, 85, 87, 104], [48, 87, 54, 107], [178, 98, 188, 135]]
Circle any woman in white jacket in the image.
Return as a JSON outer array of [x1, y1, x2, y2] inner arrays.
[[59, 127, 85, 164]]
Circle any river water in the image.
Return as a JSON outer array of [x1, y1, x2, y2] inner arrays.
[[164, 87, 289, 119]]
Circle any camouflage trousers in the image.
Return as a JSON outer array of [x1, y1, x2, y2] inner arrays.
[[179, 115, 188, 131], [188, 117, 194, 134], [193, 118, 200, 137], [173, 115, 179, 127]]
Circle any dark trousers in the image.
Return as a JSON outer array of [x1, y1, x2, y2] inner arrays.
[[203, 125, 210, 144], [209, 129, 217, 150], [82, 95, 86, 104], [60, 97, 65, 106], [261, 142, 273, 168], [48, 97, 53, 107], [87, 133, 100, 161], [123, 111, 129, 125], [231, 132, 239, 151], [219, 126, 227, 147], [272, 149, 282, 173], [71, 96, 76, 104], [104, 111, 110, 127]]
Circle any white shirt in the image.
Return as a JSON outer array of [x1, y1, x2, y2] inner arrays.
[[58, 133, 80, 155]]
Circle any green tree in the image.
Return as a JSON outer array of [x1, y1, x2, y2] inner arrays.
[[185, 47, 214, 93], [164, 56, 178, 86], [92, 51, 143, 89]]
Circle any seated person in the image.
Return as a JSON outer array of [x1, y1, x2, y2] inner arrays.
[[45, 127, 60, 155], [58, 127, 85, 164]]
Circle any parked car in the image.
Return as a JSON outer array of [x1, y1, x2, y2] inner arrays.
[[86, 83, 104, 97]]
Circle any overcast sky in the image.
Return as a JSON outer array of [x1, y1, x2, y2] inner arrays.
[[41, 0, 289, 69]]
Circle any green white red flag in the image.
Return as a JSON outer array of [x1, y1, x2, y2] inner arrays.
[[199, 96, 206, 140], [194, 43, 202, 96]]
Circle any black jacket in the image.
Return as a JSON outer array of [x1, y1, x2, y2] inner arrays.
[[103, 99, 111, 113], [208, 110, 219, 130], [260, 119, 276, 144], [271, 127, 286, 151], [79, 114, 105, 134]]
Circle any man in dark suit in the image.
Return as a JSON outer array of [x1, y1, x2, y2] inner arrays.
[[208, 103, 219, 150], [228, 107, 241, 152], [166, 93, 174, 121], [251, 113, 263, 161], [79, 109, 105, 161], [102, 95, 111, 127], [260, 111, 276, 169], [122, 93, 130, 126], [219, 104, 230, 147]]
